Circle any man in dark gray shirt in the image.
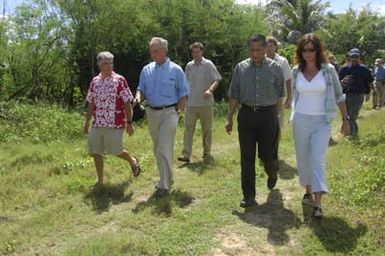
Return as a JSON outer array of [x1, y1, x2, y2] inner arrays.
[[226, 34, 284, 208]]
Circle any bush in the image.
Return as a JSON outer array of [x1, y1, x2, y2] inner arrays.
[[0, 101, 84, 143]]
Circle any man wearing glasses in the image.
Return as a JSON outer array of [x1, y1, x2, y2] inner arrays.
[[339, 48, 373, 137]]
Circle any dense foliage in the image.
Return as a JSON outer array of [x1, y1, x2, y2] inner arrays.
[[0, 0, 384, 106]]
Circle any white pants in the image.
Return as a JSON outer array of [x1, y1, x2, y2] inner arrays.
[[292, 113, 331, 193], [147, 107, 178, 190]]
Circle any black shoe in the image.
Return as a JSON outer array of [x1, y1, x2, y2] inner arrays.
[[302, 193, 313, 205], [267, 172, 278, 189], [239, 198, 257, 208], [177, 156, 190, 163], [154, 188, 169, 197], [313, 206, 323, 220]]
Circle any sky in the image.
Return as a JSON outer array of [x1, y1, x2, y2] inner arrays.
[[3, 0, 385, 15], [236, 0, 385, 15]]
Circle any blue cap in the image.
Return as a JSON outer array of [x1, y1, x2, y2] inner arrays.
[[348, 48, 361, 57]]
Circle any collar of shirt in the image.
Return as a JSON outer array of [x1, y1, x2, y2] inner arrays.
[[193, 57, 206, 65], [98, 71, 117, 81], [156, 58, 171, 69], [249, 57, 268, 68]]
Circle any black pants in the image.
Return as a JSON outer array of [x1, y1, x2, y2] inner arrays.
[[237, 105, 280, 200]]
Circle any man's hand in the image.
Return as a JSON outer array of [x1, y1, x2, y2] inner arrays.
[[225, 120, 233, 135], [284, 96, 292, 109], [126, 123, 134, 136], [203, 89, 212, 100], [133, 97, 141, 107], [83, 121, 90, 134]]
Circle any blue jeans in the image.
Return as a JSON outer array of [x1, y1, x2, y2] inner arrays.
[[293, 113, 331, 193]]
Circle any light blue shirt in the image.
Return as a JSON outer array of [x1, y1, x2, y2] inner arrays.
[[138, 58, 190, 107], [374, 66, 385, 82]]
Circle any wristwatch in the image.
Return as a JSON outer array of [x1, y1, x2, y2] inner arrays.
[[343, 114, 350, 121]]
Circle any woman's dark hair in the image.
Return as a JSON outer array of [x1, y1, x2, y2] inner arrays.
[[295, 33, 328, 72]]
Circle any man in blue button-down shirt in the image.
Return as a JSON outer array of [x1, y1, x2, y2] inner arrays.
[[134, 37, 190, 196]]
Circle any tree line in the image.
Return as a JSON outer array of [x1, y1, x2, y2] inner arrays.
[[0, 0, 384, 107]]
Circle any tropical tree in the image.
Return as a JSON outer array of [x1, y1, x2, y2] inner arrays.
[[319, 5, 385, 63], [266, 0, 330, 42], [4, 0, 68, 102]]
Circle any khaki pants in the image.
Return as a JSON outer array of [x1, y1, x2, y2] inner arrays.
[[373, 81, 385, 107], [182, 106, 213, 158], [147, 107, 178, 190], [88, 127, 124, 155]]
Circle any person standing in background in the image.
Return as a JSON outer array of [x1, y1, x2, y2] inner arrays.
[[178, 42, 222, 163], [339, 48, 373, 137], [266, 36, 292, 129], [373, 58, 385, 109]]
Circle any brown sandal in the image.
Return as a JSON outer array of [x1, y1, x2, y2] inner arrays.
[[132, 156, 141, 177]]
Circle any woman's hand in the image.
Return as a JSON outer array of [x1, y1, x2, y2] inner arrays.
[[341, 121, 350, 136]]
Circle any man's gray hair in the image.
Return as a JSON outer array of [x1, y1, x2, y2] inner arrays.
[[96, 51, 114, 65], [150, 37, 168, 51]]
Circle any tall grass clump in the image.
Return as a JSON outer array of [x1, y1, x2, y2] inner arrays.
[[0, 101, 83, 143]]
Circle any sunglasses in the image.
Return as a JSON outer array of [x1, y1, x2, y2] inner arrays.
[[301, 48, 316, 53]]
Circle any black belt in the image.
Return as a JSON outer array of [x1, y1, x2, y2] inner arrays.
[[241, 104, 276, 112], [149, 103, 177, 110]]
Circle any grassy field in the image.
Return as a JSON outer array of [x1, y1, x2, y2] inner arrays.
[[0, 101, 384, 255]]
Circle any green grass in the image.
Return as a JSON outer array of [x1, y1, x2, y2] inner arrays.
[[0, 101, 384, 255]]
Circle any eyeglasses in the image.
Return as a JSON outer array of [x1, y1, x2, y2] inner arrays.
[[301, 48, 316, 53]]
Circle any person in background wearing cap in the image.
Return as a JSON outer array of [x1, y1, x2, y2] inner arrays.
[[339, 48, 373, 137], [373, 58, 385, 109]]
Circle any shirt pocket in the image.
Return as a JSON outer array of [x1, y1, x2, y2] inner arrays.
[[161, 78, 177, 97], [144, 77, 156, 96]]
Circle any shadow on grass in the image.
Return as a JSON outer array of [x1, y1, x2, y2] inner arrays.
[[302, 204, 368, 253], [233, 189, 301, 245], [279, 160, 297, 180], [132, 189, 195, 217], [178, 158, 215, 175], [83, 181, 133, 213]]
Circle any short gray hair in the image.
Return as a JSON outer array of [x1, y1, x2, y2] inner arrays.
[[96, 51, 114, 65], [150, 37, 168, 51]]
